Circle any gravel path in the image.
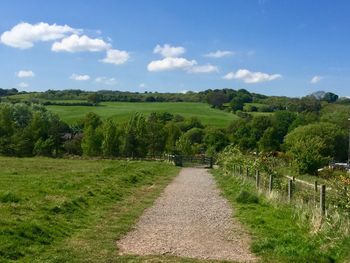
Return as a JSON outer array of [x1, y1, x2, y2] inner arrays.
[[117, 168, 257, 262]]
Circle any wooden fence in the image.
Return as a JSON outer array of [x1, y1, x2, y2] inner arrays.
[[231, 164, 349, 216]]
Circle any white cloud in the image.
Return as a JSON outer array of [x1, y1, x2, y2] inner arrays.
[[70, 74, 90, 81], [153, 44, 186, 57], [187, 64, 218, 74], [139, 83, 146, 88], [204, 50, 234, 58], [17, 70, 35, 78], [310, 75, 323, 84], [95, 76, 117, 85], [18, 82, 29, 88], [147, 57, 197, 72], [100, 49, 130, 65], [1, 22, 77, 49], [223, 69, 282, 83], [52, 34, 110, 52]]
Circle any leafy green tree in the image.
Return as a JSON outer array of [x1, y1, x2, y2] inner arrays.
[[101, 119, 120, 157], [164, 122, 182, 153], [285, 122, 347, 173], [258, 127, 280, 153], [272, 111, 296, 143], [286, 136, 329, 174], [81, 113, 103, 156], [121, 113, 147, 157], [34, 137, 55, 156], [203, 128, 229, 155], [0, 104, 15, 155], [176, 135, 194, 156], [146, 113, 166, 156], [87, 93, 102, 105], [322, 92, 338, 103]]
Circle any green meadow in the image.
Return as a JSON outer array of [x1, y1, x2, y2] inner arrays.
[[46, 102, 238, 127], [0, 157, 181, 262]]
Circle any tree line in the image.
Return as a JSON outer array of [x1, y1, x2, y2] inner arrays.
[[0, 103, 229, 158]]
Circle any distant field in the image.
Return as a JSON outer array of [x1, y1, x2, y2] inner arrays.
[[46, 102, 238, 127], [0, 157, 180, 262]]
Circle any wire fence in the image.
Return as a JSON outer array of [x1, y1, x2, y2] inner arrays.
[[230, 164, 350, 216]]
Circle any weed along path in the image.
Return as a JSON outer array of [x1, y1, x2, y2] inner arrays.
[[117, 168, 257, 262]]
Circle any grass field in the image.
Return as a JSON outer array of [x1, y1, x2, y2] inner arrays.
[[0, 157, 185, 262], [213, 169, 350, 263], [46, 102, 238, 127]]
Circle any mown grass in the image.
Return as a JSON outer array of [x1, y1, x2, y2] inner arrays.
[[212, 169, 350, 263], [46, 102, 238, 128], [0, 157, 187, 262]]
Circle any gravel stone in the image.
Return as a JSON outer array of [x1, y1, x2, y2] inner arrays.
[[117, 168, 257, 262]]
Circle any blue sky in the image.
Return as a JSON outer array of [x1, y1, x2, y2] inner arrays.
[[1, 0, 350, 97]]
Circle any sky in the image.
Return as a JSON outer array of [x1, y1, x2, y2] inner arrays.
[[0, 0, 350, 97]]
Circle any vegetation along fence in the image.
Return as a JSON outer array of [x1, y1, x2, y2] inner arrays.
[[230, 163, 350, 217]]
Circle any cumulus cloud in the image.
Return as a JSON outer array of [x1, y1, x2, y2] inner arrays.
[[52, 34, 111, 52], [310, 75, 323, 84], [204, 50, 234, 58], [0, 22, 77, 49], [187, 64, 218, 74], [139, 83, 146, 88], [18, 82, 29, 88], [147, 57, 197, 72], [153, 44, 186, 57], [95, 76, 117, 85], [17, 70, 35, 78], [70, 74, 90, 81], [223, 69, 282, 83], [100, 49, 130, 65]]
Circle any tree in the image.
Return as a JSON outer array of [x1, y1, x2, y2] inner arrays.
[[121, 113, 147, 157], [206, 91, 228, 108], [146, 113, 166, 156], [87, 93, 102, 105], [101, 119, 120, 157], [322, 92, 338, 103], [81, 113, 103, 156], [164, 122, 182, 153], [286, 136, 329, 174], [285, 122, 348, 173], [203, 128, 229, 155], [258, 127, 280, 153]]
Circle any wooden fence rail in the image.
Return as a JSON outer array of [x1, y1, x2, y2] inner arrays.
[[229, 164, 350, 217]]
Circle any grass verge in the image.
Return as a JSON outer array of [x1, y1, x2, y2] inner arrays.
[[212, 169, 350, 263], [0, 157, 184, 262]]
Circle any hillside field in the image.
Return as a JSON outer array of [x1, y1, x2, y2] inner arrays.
[[46, 102, 238, 127], [0, 157, 182, 262]]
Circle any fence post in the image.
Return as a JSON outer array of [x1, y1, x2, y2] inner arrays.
[[288, 179, 293, 202], [256, 170, 260, 188], [314, 181, 318, 192], [246, 167, 249, 177], [320, 185, 326, 216], [240, 166, 242, 176], [292, 176, 296, 182], [269, 174, 273, 193]]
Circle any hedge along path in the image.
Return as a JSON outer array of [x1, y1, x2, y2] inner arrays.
[[117, 168, 257, 262]]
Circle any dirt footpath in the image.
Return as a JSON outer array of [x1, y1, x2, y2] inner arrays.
[[117, 168, 257, 262]]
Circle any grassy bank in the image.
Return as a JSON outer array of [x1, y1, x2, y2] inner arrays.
[[0, 157, 182, 262], [46, 101, 237, 127], [212, 169, 350, 263]]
